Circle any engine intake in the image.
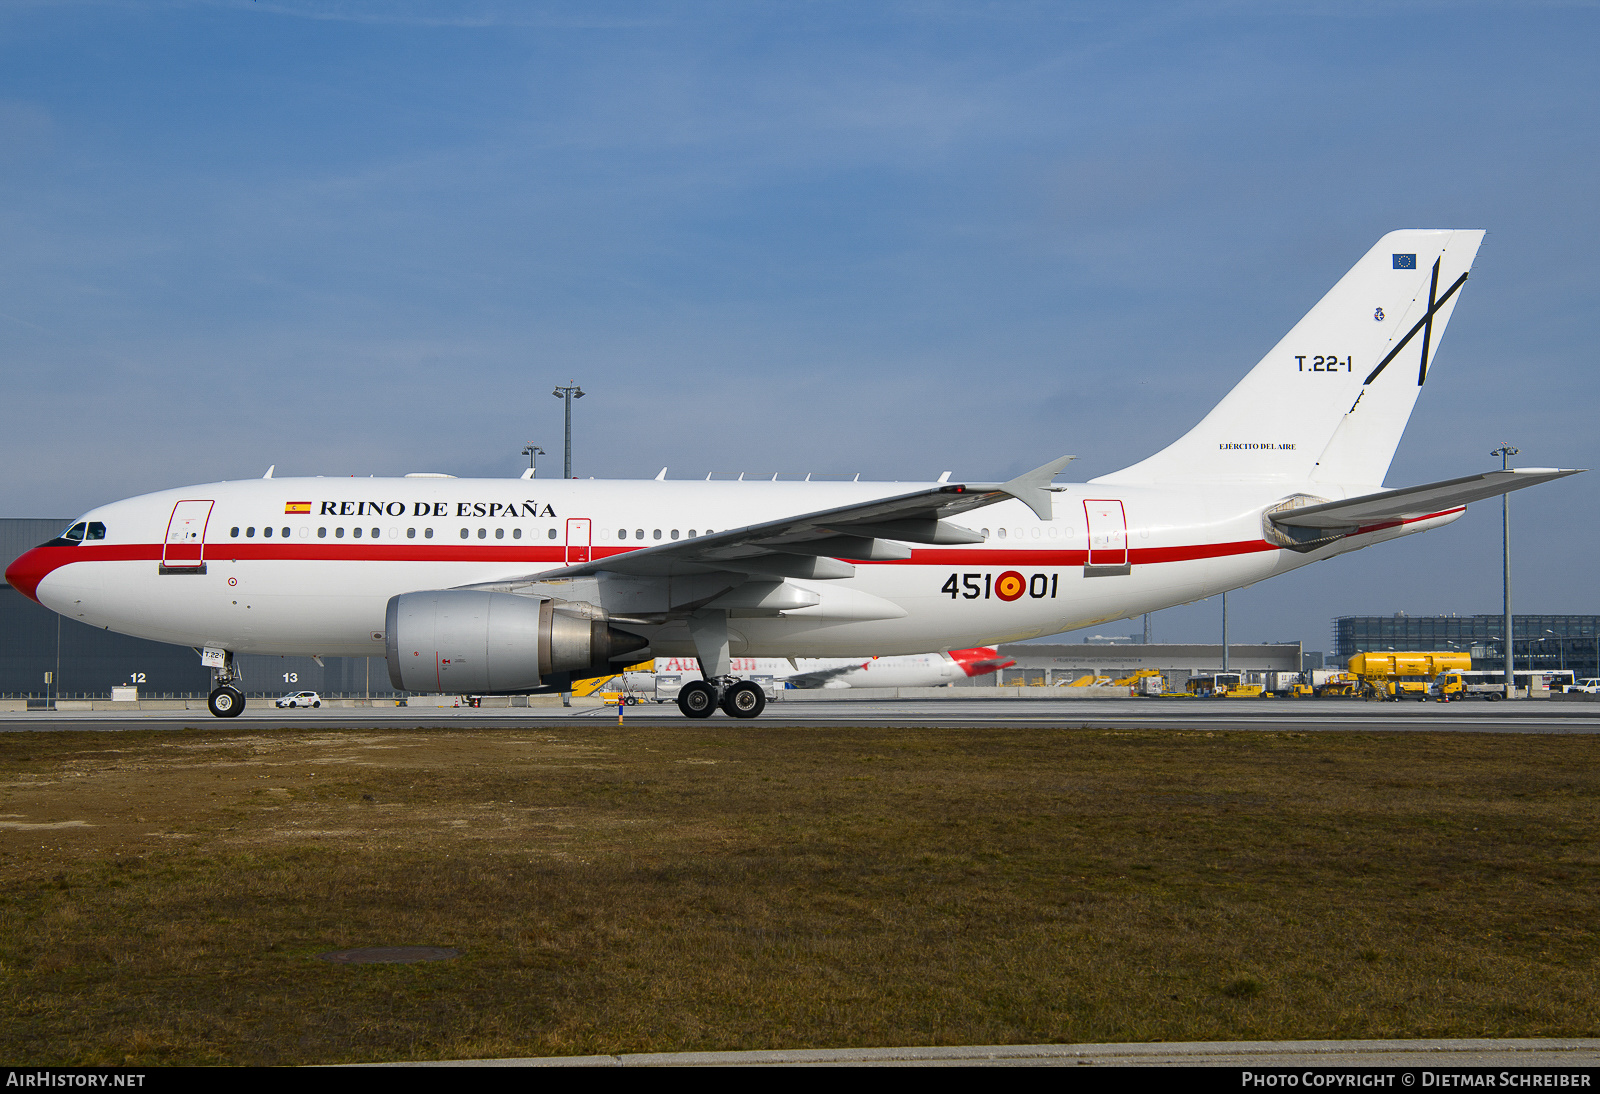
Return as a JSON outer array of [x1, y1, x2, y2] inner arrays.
[[385, 590, 647, 693]]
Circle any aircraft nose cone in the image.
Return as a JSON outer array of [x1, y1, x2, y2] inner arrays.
[[6, 546, 53, 604]]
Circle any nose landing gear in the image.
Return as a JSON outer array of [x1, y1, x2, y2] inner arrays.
[[208, 685, 245, 718], [206, 649, 246, 718]]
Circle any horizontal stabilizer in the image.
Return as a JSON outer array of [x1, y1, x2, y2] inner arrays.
[[1270, 468, 1584, 530]]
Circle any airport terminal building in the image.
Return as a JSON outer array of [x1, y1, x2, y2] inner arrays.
[[1333, 614, 1600, 682]]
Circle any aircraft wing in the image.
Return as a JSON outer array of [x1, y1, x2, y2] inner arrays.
[[785, 664, 866, 689], [500, 455, 1075, 583], [1270, 468, 1583, 530]]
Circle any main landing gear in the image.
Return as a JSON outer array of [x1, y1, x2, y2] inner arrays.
[[207, 649, 246, 718], [676, 678, 766, 719]]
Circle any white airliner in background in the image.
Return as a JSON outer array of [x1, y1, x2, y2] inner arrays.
[[642, 648, 1015, 692], [6, 230, 1581, 719]]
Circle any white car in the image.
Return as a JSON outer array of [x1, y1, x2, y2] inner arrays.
[[1565, 679, 1600, 694], [275, 691, 322, 708]]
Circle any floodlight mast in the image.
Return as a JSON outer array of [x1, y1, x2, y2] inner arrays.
[[552, 383, 585, 479], [1491, 444, 1519, 697], [521, 444, 544, 477]]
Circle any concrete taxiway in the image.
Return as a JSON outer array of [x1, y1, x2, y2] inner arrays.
[[4, 697, 1599, 733], [371, 1037, 1600, 1067]]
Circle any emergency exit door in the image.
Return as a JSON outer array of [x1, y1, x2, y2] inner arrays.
[[565, 517, 591, 565], [162, 500, 214, 573], [1083, 499, 1128, 569]]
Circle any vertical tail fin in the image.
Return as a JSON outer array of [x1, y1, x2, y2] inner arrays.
[[1093, 229, 1485, 489]]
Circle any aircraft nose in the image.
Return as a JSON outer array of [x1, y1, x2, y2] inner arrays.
[[6, 546, 54, 604]]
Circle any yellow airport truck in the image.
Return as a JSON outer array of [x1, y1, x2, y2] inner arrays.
[[1347, 652, 1471, 701], [1430, 668, 1575, 701], [1186, 672, 1265, 698]]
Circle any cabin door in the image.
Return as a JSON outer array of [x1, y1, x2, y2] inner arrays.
[[1083, 499, 1128, 568], [162, 500, 214, 573], [565, 517, 592, 565]]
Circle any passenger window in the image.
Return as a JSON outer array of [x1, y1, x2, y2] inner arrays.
[[246, 527, 256, 538], [618, 529, 627, 539], [407, 528, 416, 539], [460, 528, 469, 540], [283, 527, 291, 538], [263, 526, 272, 538], [336, 527, 345, 538], [513, 528, 522, 540], [671, 529, 679, 540], [318, 527, 327, 538], [997, 528, 1006, 539], [495, 528, 505, 540], [352, 527, 362, 538], [477, 528, 487, 539], [653, 529, 662, 540], [425, 528, 433, 539], [86, 523, 106, 541], [635, 528, 644, 539], [230, 527, 240, 538], [372, 527, 380, 538], [547, 528, 557, 540], [688, 529, 696, 537]]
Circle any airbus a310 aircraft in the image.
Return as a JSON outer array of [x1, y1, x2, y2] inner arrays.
[[6, 230, 1581, 719]]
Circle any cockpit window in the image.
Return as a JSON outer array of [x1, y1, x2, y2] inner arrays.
[[45, 520, 108, 547]]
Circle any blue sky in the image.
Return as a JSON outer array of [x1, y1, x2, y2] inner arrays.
[[2, 1, 1595, 650]]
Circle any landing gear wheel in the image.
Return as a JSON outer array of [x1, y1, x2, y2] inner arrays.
[[721, 681, 766, 719], [677, 681, 718, 719], [208, 686, 245, 718]]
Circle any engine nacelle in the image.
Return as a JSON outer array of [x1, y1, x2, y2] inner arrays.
[[385, 590, 648, 693]]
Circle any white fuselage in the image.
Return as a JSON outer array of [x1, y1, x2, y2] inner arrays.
[[15, 475, 1460, 661]]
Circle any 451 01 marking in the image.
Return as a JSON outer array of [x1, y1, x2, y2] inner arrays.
[[942, 572, 1058, 602]]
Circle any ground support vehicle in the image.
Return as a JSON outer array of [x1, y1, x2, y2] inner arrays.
[[275, 691, 322, 708], [1349, 652, 1471, 701], [1430, 669, 1574, 701], [1186, 673, 1265, 698], [1314, 672, 1362, 698]]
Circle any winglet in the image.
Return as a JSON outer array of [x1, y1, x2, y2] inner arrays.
[[263, 465, 275, 479], [1001, 455, 1075, 520], [655, 467, 668, 481]]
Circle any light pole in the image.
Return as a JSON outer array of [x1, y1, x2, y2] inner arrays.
[[552, 382, 585, 479], [1221, 592, 1229, 672], [1492, 444, 1518, 697], [522, 444, 544, 477]]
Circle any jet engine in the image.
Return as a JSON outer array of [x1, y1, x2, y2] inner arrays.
[[385, 590, 648, 693]]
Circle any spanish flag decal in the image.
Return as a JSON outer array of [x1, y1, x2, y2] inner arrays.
[[285, 501, 312, 515]]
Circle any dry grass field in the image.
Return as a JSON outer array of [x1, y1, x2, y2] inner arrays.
[[0, 723, 1596, 1065]]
